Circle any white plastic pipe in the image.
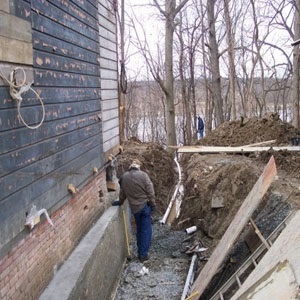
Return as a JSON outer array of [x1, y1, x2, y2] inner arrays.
[[185, 226, 197, 234], [160, 153, 182, 225], [181, 254, 198, 300]]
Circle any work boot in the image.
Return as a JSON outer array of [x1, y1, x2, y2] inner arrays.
[[139, 254, 150, 262]]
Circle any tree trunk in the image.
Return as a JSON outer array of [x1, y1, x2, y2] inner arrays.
[[224, 0, 236, 120], [165, 0, 177, 148], [207, 0, 224, 126], [293, 1, 300, 129]]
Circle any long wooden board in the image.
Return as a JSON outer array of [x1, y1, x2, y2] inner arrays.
[[177, 145, 300, 153], [190, 155, 277, 299]]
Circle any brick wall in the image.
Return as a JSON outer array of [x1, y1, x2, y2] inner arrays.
[[0, 171, 107, 300]]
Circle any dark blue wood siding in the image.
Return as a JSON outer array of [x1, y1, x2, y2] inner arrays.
[[0, 0, 115, 253]]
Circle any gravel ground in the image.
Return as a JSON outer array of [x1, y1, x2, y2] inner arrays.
[[113, 221, 192, 300]]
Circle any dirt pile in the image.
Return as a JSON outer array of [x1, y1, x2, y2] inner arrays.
[[116, 138, 176, 214], [197, 115, 299, 147], [114, 116, 300, 299]]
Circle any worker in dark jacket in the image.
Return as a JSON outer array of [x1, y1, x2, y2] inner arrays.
[[197, 116, 204, 139], [112, 159, 156, 262]]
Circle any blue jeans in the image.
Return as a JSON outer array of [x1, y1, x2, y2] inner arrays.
[[133, 204, 152, 258]]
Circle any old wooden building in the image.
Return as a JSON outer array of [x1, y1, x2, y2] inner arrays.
[[0, 0, 120, 298]]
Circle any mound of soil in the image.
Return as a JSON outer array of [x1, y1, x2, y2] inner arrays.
[[116, 139, 176, 214], [197, 115, 299, 147], [113, 116, 300, 299]]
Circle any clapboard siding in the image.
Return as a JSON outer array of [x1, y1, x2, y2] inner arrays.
[[101, 79, 118, 90], [1, 112, 99, 154], [1, 123, 101, 177], [101, 88, 118, 100], [33, 32, 99, 64], [0, 148, 102, 249], [102, 98, 119, 110], [102, 117, 119, 132], [0, 0, 120, 253], [98, 0, 119, 153], [32, 13, 98, 52], [0, 100, 100, 132], [103, 134, 119, 153], [100, 58, 118, 70]]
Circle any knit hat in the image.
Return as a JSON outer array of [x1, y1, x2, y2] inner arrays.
[[129, 159, 141, 170]]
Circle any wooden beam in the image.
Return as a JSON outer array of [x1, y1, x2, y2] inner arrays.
[[190, 156, 277, 299], [242, 140, 276, 147], [176, 145, 300, 154]]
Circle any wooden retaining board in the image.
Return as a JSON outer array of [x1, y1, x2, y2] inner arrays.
[[177, 145, 300, 153], [190, 156, 277, 298]]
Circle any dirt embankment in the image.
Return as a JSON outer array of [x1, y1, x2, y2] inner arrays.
[[114, 116, 300, 299]]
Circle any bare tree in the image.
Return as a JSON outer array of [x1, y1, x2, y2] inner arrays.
[[207, 0, 224, 126], [224, 0, 237, 120], [152, 0, 189, 149], [292, 1, 300, 128]]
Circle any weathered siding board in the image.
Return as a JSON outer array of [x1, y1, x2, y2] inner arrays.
[[0, 100, 100, 132], [32, 13, 98, 52], [0, 0, 118, 255], [0, 149, 102, 249], [0, 135, 101, 200], [101, 79, 119, 90], [103, 133, 119, 152], [0, 123, 101, 177], [33, 0, 98, 31], [34, 52, 99, 75], [101, 69, 118, 82], [100, 58, 118, 70], [103, 126, 119, 142], [98, 0, 119, 153], [101, 88, 118, 100], [98, 2, 116, 34], [1, 112, 99, 154], [33, 32, 99, 65], [102, 117, 119, 132], [0, 11, 32, 42], [102, 98, 119, 110]]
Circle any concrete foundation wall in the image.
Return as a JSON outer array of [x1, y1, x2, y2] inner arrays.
[[39, 206, 126, 300]]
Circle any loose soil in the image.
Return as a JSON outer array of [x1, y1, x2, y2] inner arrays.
[[113, 115, 300, 300]]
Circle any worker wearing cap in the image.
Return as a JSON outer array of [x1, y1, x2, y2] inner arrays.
[[112, 159, 156, 262]]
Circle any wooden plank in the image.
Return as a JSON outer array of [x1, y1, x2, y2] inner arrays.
[[242, 140, 276, 147], [32, 1, 98, 40], [32, 13, 99, 52], [103, 135, 120, 153], [190, 156, 277, 298], [21, 87, 101, 105], [14, 0, 32, 22], [33, 69, 100, 87], [47, 0, 98, 28], [0, 112, 99, 154], [0, 100, 101, 131], [0, 135, 102, 200], [237, 260, 299, 300], [33, 32, 99, 64], [177, 145, 300, 153], [0, 36, 33, 65], [0, 123, 101, 177], [34, 52, 99, 75], [0, 11, 32, 42], [0, 0, 9, 13]]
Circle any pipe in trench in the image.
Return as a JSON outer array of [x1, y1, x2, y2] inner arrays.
[[160, 152, 183, 225]]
